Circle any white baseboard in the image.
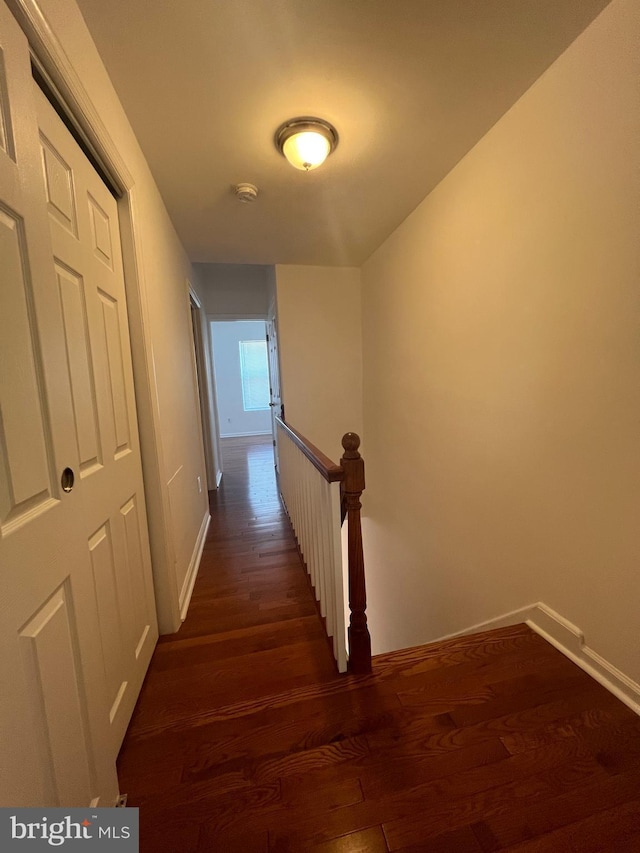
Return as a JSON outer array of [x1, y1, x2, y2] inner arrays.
[[525, 602, 640, 717], [430, 605, 536, 645], [435, 602, 640, 717], [219, 431, 272, 438], [179, 511, 210, 622]]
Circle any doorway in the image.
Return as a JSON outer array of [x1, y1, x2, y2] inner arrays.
[[210, 320, 273, 440]]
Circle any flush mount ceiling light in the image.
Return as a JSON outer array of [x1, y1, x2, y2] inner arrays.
[[275, 117, 339, 172]]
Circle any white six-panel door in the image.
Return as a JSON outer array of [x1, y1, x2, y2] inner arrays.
[[0, 1, 157, 806], [35, 86, 158, 756]]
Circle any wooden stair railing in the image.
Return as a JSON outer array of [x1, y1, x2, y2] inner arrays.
[[276, 418, 343, 482], [275, 417, 372, 674]]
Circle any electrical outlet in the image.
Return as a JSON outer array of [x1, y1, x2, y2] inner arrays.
[[197, 475, 202, 494]]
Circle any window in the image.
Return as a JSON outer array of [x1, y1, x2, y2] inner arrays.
[[239, 340, 270, 411]]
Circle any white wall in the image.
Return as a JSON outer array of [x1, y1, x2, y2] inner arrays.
[[33, 0, 210, 632], [361, 0, 640, 687], [275, 265, 363, 463], [211, 321, 272, 437], [194, 263, 271, 317]]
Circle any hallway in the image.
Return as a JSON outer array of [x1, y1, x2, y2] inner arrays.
[[117, 437, 640, 852], [117, 435, 342, 849]]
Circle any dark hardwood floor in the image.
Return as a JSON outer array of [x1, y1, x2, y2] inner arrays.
[[118, 435, 640, 852]]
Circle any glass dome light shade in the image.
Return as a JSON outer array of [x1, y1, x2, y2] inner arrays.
[[275, 118, 338, 172], [282, 130, 331, 171]]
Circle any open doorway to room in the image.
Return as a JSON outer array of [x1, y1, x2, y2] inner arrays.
[[209, 319, 279, 506], [210, 320, 273, 441]]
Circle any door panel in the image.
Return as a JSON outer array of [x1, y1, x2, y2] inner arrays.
[[55, 261, 102, 475], [88, 193, 113, 267], [98, 287, 130, 455], [19, 583, 94, 807], [0, 46, 14, 159], [88, 522, 126, 722], [40, 133, 77, 235], [119, 495, 151, 657], [0, 206, 55, 529]]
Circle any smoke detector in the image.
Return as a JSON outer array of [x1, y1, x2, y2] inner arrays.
[[234, 183, 259, 203]]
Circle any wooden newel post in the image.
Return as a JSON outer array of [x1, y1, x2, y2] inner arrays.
[[341, 432, 372, 674]]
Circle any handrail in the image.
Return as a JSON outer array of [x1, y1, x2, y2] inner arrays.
[[275, 417, 372, 675], [275, 416, 343, 482]]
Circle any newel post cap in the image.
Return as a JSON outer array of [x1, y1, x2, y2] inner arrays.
[[341, 433, 364, 493], [341, 432, 361, 458]]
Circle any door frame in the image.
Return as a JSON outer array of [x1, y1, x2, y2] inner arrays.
[[188, 284, 221, 490], [207, 314, 274, 448], [6, 0, 180, 632]]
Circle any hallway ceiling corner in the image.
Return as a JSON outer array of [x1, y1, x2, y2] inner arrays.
[[75, 0, 612, 267]]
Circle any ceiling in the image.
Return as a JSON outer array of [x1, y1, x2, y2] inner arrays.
[[76, 0, 611, 267]]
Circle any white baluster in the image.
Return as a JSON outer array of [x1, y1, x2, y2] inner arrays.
[[274, 420, 349, 672]]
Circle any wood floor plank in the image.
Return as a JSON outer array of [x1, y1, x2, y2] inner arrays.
[[306, 826, 389, 853], [116, 435, 640, 852], [382, 753, 609, 850], [473, 769, 640, 850], [358, 737, 510, 800], [498, 703, 636, 756], [500, 797, 640, 852], [198, 827, 269, 853], [393, 824, 485, 853], [152, 615, 326, 669]]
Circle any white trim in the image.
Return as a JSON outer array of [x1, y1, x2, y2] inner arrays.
[[120, 192, 178, 636], [220, 430, 273, 438], [428, 605, 536, 645], [201, 307, 223, 491], [207, 313, 268, 321], [179, 511, 210, 622], [187, 281, 216, 489], [430, 602, 640, 717], [525, 603, 640, 717], [189, 286, 202, 310]]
